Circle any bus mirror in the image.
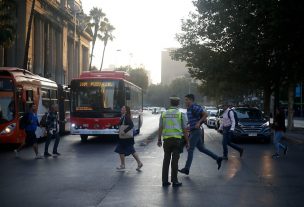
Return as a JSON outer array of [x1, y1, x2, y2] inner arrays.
[[126, 87, 131, 100]]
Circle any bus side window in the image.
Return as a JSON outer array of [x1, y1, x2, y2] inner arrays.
[[25, 90, 34, 112], [26, 90, 33, 102], [42, 88, 50, 109], [50, 89, 58, 105], [17, 89, 25, 115], [126, 87, 131, 100]]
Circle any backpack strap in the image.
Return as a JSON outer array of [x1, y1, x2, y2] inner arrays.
[[228, 109, 232, 121]]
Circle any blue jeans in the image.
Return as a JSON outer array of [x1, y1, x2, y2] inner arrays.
[[44, 132, 60, 154], [184, 129, 219, 171], [273, 131, 286, 154], [222, 126, 242, 157]]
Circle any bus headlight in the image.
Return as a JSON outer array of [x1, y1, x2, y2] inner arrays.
[[0, 123, 16, 134]]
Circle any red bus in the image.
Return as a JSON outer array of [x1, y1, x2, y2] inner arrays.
[[0, 67, 70, 144], [70, 71, 143, 142]]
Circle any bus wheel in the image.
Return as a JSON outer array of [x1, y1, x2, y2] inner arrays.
[[80, 135, 88, 142]]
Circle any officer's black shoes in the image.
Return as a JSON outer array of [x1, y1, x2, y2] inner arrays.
[[240, 149, 244, 157], [162, 182, 171, 187], [222, 156, 228, 160], [172, 182, 182, 187], [217, 157, 223, 170], [178, 168, 189, 175]]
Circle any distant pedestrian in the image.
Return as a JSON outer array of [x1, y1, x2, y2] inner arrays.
[[44, 104, 61, 157], [14, 103, 43, 159], [218, 103, 243, 160], [158, 96, 189, 187], [179, 94, 222, 176], [272, 107, 288, 158], [115, 106, 143, 171]]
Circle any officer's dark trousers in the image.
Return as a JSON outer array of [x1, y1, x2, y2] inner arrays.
[[162, 138, 180, 183]]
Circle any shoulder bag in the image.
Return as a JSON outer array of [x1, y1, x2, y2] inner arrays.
[[119, 116, 133, 139]]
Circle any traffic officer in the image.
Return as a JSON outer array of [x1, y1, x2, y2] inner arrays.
[[157, 96, 189, 187]]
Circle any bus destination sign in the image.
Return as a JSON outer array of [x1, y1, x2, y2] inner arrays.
[[79, 81, 113, 87]]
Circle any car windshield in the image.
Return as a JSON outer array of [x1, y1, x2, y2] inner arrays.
[[234, 108, 263, 120], [207, 109, 217, 116]]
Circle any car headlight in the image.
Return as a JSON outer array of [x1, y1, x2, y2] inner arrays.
[[132, 115, 139, 119], [71, 123, 76, 128], [262, 121, 269, 127], [0, 123, 16, 134], [237, 123, 244, 127]]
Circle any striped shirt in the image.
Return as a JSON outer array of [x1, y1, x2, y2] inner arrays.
[[187, 103, 204, 130]]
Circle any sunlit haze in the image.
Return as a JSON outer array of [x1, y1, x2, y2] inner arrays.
[[82, 0, 194, 84]]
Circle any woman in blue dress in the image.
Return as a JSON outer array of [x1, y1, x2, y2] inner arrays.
[[115, 106, 143, 171]]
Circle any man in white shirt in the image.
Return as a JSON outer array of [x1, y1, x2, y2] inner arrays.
[[218, 103, 244, 160]]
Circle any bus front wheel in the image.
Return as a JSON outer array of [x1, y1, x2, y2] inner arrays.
[[80, 135, 88, 142]]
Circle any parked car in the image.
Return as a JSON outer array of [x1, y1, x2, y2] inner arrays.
[[233, 107, 272, 143], [160, 107, 166, 113], [215, 108, 224, 129], [152, 107, 161, 114], [206, 109, 218, 128]]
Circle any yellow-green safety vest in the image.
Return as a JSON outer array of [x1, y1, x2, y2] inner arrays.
[[162, 108, 183, 139]]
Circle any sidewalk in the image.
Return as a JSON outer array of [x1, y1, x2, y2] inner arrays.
[[284, 128, 304, 144]]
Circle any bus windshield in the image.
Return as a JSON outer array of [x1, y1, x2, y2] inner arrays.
[[71, 80, 122, 116], [0, 78, 15, 123]]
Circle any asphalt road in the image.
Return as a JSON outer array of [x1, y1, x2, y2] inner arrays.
[[0, 111, 304, 207]]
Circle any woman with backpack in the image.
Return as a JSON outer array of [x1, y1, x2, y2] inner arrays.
[[115, 106, 143, 171]]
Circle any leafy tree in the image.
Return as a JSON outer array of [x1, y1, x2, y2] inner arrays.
[[115, 66, 149, 92], [98, 18, 115, 70], [0, 0, 16, 48], [173, 0, 304, 127], [128, 68, 149, 92], [88, 7, 105, 70], [0, 0, 16, 66]]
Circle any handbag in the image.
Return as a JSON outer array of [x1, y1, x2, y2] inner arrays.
[[119, 116, 133, 139]]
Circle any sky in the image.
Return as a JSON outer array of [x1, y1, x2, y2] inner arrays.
[[81, 0, 194, 84]]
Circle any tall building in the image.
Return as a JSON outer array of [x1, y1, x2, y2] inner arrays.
[[0, 0, 92, 84], [161, 48, 188, 85]]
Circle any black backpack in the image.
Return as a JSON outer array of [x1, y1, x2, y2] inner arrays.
[[39, 113, 48, 128], [19, 113, 29, 129], [228, 109, 238, 126]]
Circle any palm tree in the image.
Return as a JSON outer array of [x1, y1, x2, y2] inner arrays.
[[88, 7, 105, 70], [98, 18, 115, 70], [23, 0, 36, 70], [0, 0, 16, 66]]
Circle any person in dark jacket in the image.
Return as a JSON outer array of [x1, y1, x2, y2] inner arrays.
[[14, 103, 43, 159], [115, 106, 143, 171], [44, 104, 61, 157], [272, 107, 288, 158]]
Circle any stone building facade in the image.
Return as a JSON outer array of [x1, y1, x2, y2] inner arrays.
[[0, 0, 92, 84]]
